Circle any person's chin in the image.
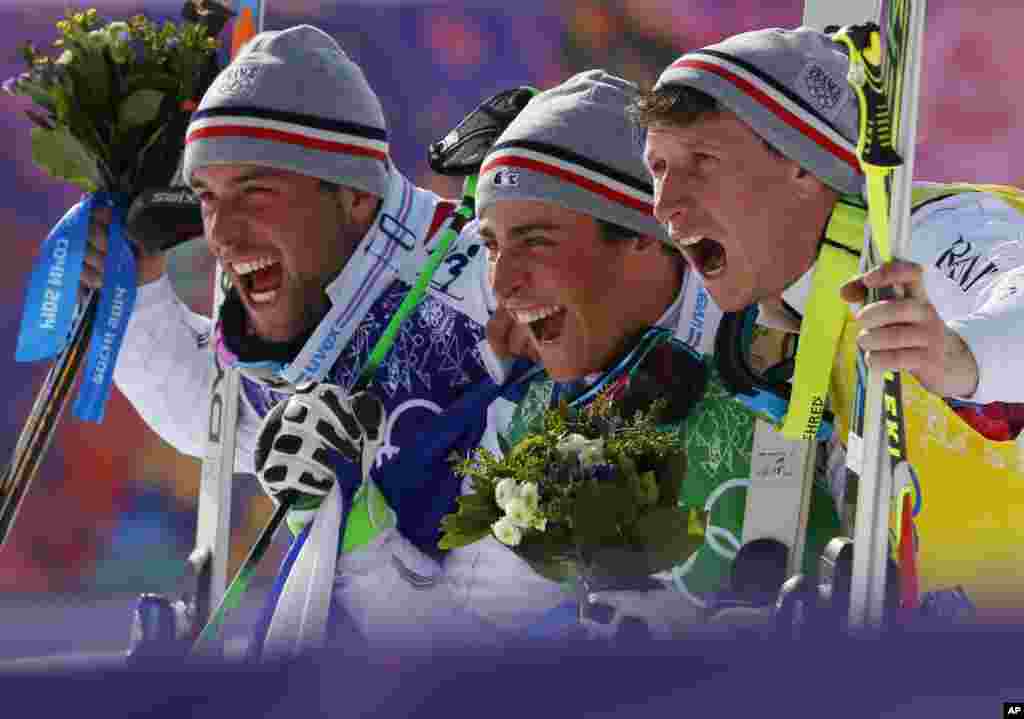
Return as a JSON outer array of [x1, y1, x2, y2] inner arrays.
[[247, 311, 298, 345], [704, 279, 754, 313], [545, 366, 586, 383], [536, 347, 589, 383]]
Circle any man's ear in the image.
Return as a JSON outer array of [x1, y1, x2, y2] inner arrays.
[[632, 234, 660, 252], [790, 162, 829, 201], [340, 186, 382, 226]]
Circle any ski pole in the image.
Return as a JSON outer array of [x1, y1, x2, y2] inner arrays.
[[189, 173, 480, 654], [833, 0, 928, 633], [191, 489, 295, 653], [189, 85, 539, 653], [0, 291, 98, 546], [189, 0, 264, 643]]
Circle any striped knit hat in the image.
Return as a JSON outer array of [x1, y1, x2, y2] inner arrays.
[[475, 70, 667, 241], [654, 27, 863, 196], [183, 25, 390, 197]]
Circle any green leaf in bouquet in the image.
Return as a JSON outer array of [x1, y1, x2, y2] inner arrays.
[[50, 75, 72, 125], [31, 125, 101, 192], [587, 546, 664, 587], [516, 534, 578, 584], [452, 491, 500, 525], [520, 554, 577, 584], [629, 506, 699, 575], [654, 448, 686, 509], [632, 470, 660, 508], [613, 450, 639, 482], [117, 88, 165, 129], [51, 77, 113, 178], [63, 52, 111, 126], [122, 72, 180, 98], [572, 481, 630, 547], [105, 21, 133, 65], [508, 433, 550, 466], [129, 123, 168, 184], [454, 447, 503, 486], [437, 490, 501, 550], [437, 516, 491, 550]]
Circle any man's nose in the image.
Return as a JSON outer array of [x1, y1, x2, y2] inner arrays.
[[652, 171, 692, 230], [655, 161, 704, 232], [204, 200, 245, 256], [489, 247, 529, 302]]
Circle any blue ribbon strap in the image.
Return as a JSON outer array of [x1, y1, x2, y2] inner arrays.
[[73, 200, 136, 422], [15, 191, 137, 423], [15, 195, 93, 362]]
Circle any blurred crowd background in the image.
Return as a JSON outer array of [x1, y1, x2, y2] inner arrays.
[[0, 0, 1021, 604]]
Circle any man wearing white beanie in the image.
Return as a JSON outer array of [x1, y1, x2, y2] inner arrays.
[[641, 25, 1024, 412], [638, 27, 1024, 614], [86, 25, 512, 653]]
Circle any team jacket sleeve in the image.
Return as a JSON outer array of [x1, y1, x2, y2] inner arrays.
[[946, 266, 1024, 404], [113, 274, 260, 470], [910, 192, 1024, 404]]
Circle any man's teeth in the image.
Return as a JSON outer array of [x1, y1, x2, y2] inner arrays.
[[673, 235, 703, 248], [250, 289, 278, 304], [232, 257, 278, 275], [509, 305, 564, 324]]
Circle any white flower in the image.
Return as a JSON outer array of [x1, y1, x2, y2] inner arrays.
[[531, 515, 548, 532], [520, 482, 540, 514], [495, 477, 520, 511], [556, 433, 590, 458], [505, 497, 536, 529], [578, 438, 606, 469], [492, 517, 522, 546]]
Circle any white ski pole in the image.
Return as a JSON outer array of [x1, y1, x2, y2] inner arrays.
[[835, 0, 928, 634], [190, 0, 267, 641]]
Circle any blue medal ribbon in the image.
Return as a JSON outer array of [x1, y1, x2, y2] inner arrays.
[[15, 192, 137, 423], [15, 196, 93, 362], [74, 199, 137, 422]]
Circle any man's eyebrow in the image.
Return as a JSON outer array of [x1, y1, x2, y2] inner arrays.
[[478, 222, 563, 241], [191, 166, 287, 191], [510, 222, 562, 238], [234, 167, 288, 183]]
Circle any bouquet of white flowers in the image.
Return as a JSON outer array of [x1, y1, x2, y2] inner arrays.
[[440, 383, 698, 589]]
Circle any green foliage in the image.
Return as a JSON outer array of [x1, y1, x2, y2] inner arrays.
[[117, 89, 165, 130], [632, 470, 659, 508], [629, 506, 700, 574], [31, 126, 101, 192], [5, 7, 219, 193], [440, 383, 693, 583]]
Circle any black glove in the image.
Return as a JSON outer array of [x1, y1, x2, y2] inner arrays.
[[254, 384, 383, 506]]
